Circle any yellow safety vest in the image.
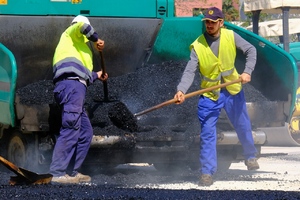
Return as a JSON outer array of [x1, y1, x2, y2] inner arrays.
[[53, 22, 93, 81], [191, 28, 242, 100]]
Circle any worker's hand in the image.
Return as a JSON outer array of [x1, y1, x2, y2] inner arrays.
[[95, 39, 105, 51], [174, 91, 185, 104], [240, 73, 251, 84], [97, 70, 108, 81]]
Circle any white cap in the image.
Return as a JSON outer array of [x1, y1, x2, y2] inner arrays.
[[71, 15, 90, 25]]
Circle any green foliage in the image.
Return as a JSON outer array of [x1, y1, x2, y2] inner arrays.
[[222, 0, 239, 21], [193, 8, 205, 17]]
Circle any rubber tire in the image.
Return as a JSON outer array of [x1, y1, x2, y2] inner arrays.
[[7, 133, 27, 168]]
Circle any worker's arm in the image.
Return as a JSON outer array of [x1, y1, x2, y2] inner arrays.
[[74, 22, 105, 51], [175, 49, 198, 104], [234, 32, 257, 83]]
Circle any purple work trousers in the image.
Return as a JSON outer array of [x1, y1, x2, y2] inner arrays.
[[50, 79, 93, 177], [197, 89, 257, 175]]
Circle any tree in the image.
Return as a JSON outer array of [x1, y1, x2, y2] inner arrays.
[[222, 0, 239, 21]]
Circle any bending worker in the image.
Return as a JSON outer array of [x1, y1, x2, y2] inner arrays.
[[50, 15, 108, 184]]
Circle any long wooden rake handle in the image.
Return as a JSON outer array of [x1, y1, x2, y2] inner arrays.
[[134, 78, 242, 117]]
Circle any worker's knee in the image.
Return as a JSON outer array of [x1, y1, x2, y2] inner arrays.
[[62, 111, 81, 129]]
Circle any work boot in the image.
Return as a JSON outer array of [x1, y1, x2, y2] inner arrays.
[[74, 173, 91, 183], [198, 174, 213, 186], [245, 158, 260, 170], [51, 174, 80, 184]]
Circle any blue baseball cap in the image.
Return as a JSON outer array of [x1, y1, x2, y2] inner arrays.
[[202, 7, 224, 22]]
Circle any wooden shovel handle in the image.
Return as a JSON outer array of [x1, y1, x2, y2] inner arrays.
[[100, 51, 106, 75], [134, 78, 242, 117], [100, 51, 109, 101], [184, 78, 242, 99]]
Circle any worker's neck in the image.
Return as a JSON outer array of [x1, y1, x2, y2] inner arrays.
[[205, 31, 220, 41]]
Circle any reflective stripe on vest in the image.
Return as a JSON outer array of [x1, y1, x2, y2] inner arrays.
[[53, 57, 92, 83], [191, 28, 241, 100]]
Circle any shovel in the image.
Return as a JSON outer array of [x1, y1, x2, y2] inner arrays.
[[108, 78, 242, 131], [99, 51, 109, 102], [0, 156, 53, 185], [93, 51, 120, 103], [88, 40, 116, 102]]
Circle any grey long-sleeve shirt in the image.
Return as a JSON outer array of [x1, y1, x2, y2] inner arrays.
[[177, 31, 257, 94]]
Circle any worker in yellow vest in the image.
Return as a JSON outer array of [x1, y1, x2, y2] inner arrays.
[[174, 7, 259, 186], [51, 15, 108, 184]]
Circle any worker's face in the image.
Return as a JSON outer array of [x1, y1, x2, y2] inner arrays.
[[205, 19, 224, 37]]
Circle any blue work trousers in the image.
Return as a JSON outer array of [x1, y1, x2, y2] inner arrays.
[[50, 80, 93, 177], [197, 89, 257, 175]]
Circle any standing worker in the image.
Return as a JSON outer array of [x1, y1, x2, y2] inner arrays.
[[50, 15, 108, 184], [174, 7, 259, 186]]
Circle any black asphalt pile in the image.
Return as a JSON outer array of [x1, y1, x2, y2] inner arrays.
[[243, 83, 269, 102], [87, 60, 197, 116], [88, 61, 203, 141], [16, 60, 271, 138], [16, 80, 55, 105]]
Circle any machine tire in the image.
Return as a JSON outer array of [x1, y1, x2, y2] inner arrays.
[[7, 132, 27, 168]]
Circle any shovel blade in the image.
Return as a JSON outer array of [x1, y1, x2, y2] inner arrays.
[[0, 156, 52, 185], [9, 173, 53, 185]]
